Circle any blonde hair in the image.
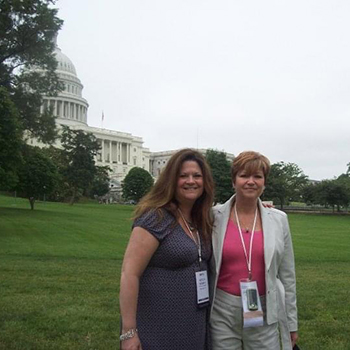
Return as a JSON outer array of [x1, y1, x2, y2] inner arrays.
[[134, 149, 214, 243]]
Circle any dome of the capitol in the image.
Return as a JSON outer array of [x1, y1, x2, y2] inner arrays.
[[39, 35, 89, 126], [55, 46, 77, 76]]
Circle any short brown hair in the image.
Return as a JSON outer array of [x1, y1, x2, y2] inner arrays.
[[135, 149, 214, 242], [231, 151, 270, 184]]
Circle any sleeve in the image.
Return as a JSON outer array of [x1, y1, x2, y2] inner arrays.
[[132, 209, 174, 242], [279, 214, 298, 332]]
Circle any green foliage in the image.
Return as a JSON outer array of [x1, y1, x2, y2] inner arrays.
[[41, 145, 70, 201], [302, 179, 350, 212], [60, 126, 101, 204], [0, 0, 63, 143], [0, 87, 23, 189], [90, 166, 111, 198], [205, 149, 233, 204], [301, 182, 319, 205], [122, 167, 154, 203], [16, 145, 58, 209], [263, 161, 308, 209], [0, 0, 63, 197]]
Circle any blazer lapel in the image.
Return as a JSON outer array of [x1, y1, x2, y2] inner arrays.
[[213, 196, 234, 274], [259, 199, 275, 270]]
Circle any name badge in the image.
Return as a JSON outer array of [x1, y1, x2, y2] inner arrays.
[[240, 280, 264, 328], [195, 270, 210, 306]]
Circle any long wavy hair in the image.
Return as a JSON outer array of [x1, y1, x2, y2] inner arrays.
[[134, 149, 215, 243]]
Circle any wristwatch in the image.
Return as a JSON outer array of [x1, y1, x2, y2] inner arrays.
[[120, 328, 138, 341]]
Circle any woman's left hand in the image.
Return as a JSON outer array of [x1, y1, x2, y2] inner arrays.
[[262, 201, 274, 208], [290, 331, 298, 347]]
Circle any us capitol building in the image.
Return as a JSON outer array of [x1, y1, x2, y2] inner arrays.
[[29, 38, 234, 186]]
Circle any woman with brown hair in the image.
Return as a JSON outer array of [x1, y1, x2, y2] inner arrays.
[[210, 151, 298, 350], [119, 148, 214, 350]]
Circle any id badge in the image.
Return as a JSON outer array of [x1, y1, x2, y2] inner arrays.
[[195, 270, 210, 308], [239, 280, 264, 328]]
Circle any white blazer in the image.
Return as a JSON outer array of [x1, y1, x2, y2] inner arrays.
[[210, 195, 298, 349]]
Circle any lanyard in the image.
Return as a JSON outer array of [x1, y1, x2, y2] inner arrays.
[[178, 209, 202, 263], [234, 204, 258, 281]]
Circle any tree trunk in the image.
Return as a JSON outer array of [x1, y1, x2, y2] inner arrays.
[[29, 197, 35, 210], [69, 188, 76, 205], [280, 198, 284, 210]]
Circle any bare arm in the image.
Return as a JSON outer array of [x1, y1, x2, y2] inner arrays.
[[119, 227, 159, 350]]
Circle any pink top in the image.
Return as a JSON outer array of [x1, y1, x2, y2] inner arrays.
[[217, 219, 266, 296]]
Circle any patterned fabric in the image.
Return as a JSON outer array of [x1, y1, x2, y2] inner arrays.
[[133, 209, 212, 350]]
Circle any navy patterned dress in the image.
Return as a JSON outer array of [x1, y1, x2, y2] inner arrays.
[[133, 209, 211, 350]]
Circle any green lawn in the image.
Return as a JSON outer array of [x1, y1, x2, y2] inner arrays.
[[0, 195, 132, 350], [1, 195, 350, 349]]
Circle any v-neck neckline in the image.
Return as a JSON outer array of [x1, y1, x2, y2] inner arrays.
[[176, 218, 201, 247]]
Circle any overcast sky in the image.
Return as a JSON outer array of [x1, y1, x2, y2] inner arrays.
[[56, 0, 350, 180]]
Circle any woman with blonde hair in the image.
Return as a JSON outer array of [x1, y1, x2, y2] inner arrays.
[[119, 148, 214, 350], [210, 151, 298, 350]]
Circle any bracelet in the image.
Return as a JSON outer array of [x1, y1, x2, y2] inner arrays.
[[120, 328, 138, 341]]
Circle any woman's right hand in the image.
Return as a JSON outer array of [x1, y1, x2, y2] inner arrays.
[[121, 334, 142, 350]]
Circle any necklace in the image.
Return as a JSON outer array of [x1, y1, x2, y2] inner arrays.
[[178, 208, 202, 262], [178, 209, 196, 242], [234, 207, 256, 233], [234, 203, 258, 280], [186, 220, 195, 231]]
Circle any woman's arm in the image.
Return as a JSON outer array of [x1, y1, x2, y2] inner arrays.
[[119, 227, 159, 350], [279, 215, 298, 334]]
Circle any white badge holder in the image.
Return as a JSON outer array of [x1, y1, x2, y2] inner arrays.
[[195, 270, 210, 306], [240, 280, 264, 328]]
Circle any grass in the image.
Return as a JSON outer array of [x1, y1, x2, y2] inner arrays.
[[0, 195, 132, 350], [289, 214, 350, 349], [1, 195, 350, 349]]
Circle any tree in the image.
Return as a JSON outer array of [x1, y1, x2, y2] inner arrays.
[[16, 145, 58, 210], [318, 180, 349, 212], [263, 162, 308, 209], [0, 87, 23, 189], [90, 166, 111, 198], [60, 126, 100, 204], [301, 182, 320, 206], [122, 167, 154, 203], [205, 149, 233, 204], [41, 145, 70, 201], [0, 0, 63, 143]]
